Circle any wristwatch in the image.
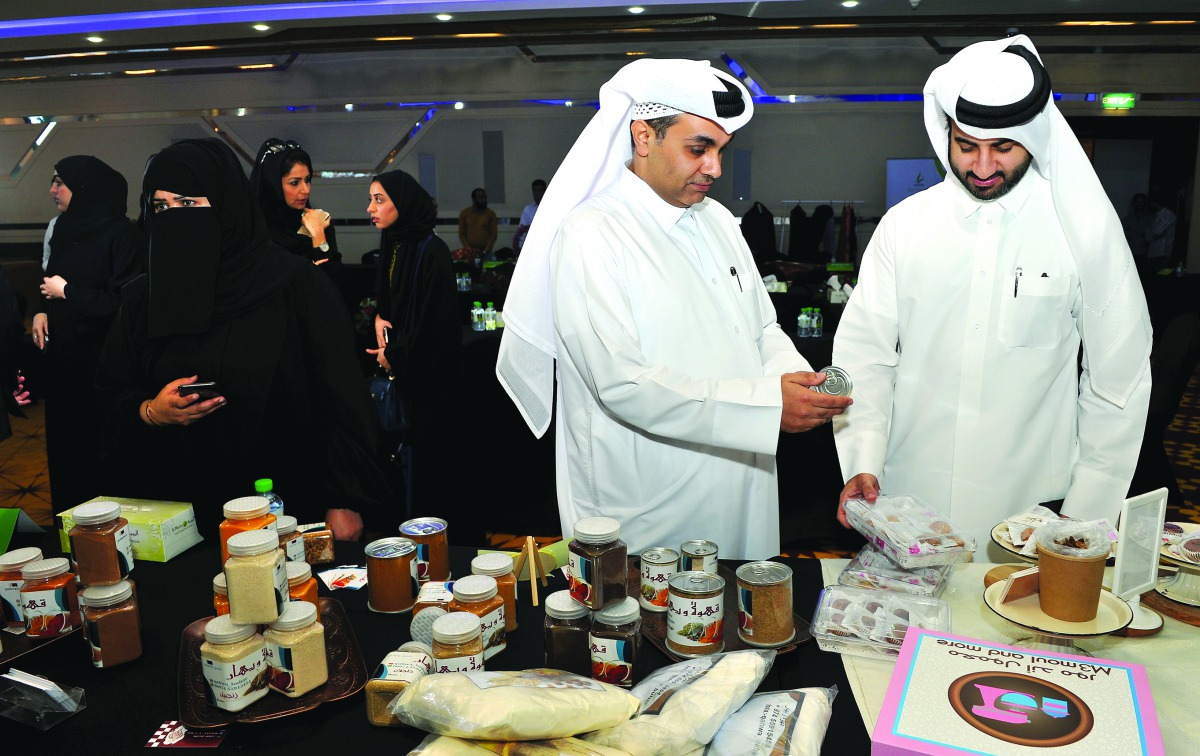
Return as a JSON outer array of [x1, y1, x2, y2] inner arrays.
[[317, 240, 330, 253]]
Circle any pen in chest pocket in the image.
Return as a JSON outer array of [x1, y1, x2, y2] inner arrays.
[[730, 266, 743, 292], [1013, 267, 1022, 297]]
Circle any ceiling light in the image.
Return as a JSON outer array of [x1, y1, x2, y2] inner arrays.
[[375, 36, 414, 41], [86, 36, 103, 43], [26, 115, 45, 124], [236, 108, 246, 116], [841, 1, 859, 7], [237, 63, 273, 69], [345, 103, 354, 111], [626, 51, 646, 56], [454, 101, 464, 110], [628, 6, 645, 13], [252, 24, 270, 31], [565, 101, 573, 107], [34, 121, 57, 146], [125, 68, 157, 75], [436, 14, 453, 21], [174, 45, 216, 51]]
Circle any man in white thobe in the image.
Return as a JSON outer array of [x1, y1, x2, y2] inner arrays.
[[499, 59, 850, 559], [833, 36, 1152, 559]]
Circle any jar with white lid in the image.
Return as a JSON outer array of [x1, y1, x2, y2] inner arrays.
[[544, 590, 591, 677], [447, 574, 506, 659], [225, 529, 287, 625], [1, 547, 43, 627], [589, 596, 640, 688], [431, 611, 484, 673], [366, 640, 433, 726], [200, 615, 269, 712], [69, 500, 135, 586], [286, 560, 319, 618], [80, 579, 142, 668], [220, 496, 278, 564], [471, 552, 517, 632], [264, 602, 327, 698], [212, 572, 229, 617], [568, 516, 627, 610], [275, 515, 305, 562], [20, 557, 78, 637]]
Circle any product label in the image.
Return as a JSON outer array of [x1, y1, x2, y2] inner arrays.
[[589, 633, 634, 687], [373, 651, 431, 683], [272, 557, 288, 614], [462, 669, 604, 691], [667, 592, 723, 648], [1, 580, 24, 624], [412, 543, 430, 582], [284, 535, 305, 562], [115, 524, 135, 577], [479, 606, 507, 660], [567, 552, 596, 607], [84, 617, 102, 667], [738, 586, 755, 637], [415, 580, 454, 606], [265, 641, 295, 693], [434, 652, 484, 674], [21, 587, 74, 636], [639, 562, 673, 611], [682, 552, 718, 574], [202, 646, 271, 708]]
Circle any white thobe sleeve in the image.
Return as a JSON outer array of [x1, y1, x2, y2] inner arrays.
[[831, 220, 899, 482], [1062, 354, 1151, 521], [554, 221, 786, 457]]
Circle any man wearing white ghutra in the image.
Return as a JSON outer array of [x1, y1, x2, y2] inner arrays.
[[498, 59, 850, 560]]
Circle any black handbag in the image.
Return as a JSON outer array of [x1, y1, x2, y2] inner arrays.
[[367, 234, 433, 433]]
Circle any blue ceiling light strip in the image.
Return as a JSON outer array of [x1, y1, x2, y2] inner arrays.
[[721, 53, 768, 98]]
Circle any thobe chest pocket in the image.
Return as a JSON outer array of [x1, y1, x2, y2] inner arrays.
[[998, 274, 1073, 349]]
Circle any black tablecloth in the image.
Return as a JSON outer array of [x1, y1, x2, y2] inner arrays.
[[1, 529, 871, 752]]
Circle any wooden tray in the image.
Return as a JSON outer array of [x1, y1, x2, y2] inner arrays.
[[176, 597, 367, 728], [627, 558, 811, 663]]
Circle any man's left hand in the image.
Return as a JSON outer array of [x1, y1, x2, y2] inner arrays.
[[325, 508, 363, 541]]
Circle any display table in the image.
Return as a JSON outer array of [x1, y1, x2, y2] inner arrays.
[[0, 529, 869, 752], [820, 559, 1199, 753]]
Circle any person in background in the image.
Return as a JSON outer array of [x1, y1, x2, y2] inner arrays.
[[0, 265, 30, 443], [1145, 193, 1177, 273], [249, 138, 340, 268], [1122, 192, 1152, 271], [832, 36, 1151, 557], [32, 156, 142, 511], [96, 139, 389, 539], [458, 187, 498, 255], [366, 170, 461, 513], [498, 59, 850, 559], [513, 179, 547, 256]]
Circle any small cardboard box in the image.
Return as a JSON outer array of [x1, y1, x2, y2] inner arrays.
[[58, 497, 203, 563], [872, 629, 1162, 755]]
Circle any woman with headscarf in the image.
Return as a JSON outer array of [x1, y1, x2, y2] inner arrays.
[[32, 155, 142, 511], [249, 138, 340, 267], [96, 138, 389, 539], [366, 170, 461, 512]]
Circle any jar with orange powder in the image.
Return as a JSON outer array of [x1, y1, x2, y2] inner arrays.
[[220, 496, 278, 564], [21, 558, 78, 638]]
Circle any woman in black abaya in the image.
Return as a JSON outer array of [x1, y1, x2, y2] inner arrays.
[[97, 139, 389, 538], [366, 171, 461, 514], [248, 138, 341, 267], [33, 156, 142, 511]]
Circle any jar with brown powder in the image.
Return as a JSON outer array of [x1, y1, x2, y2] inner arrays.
[[568, 517, 626, 611], [68, 500, 135, 586]]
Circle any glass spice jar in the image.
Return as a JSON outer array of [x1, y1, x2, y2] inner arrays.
[[667, 571, 724, 657], [736, 561, 794, 647], [543, 590, 592, 677], [638, 547, 678, 612], [264, 601, 328, 698], [365, 537, 418, 614], [212, 572, 229, 617], [431, 611, 484, 673], [568, 517, 627, 611], [471, 553, 518, 632], [79, 580, 142, 668], [447, 575, 506, 660], [21, 557, 78, 638], [220, 496, 278, 565], [1, 547, 43, 627], [68, 500, 135, 586], [589, 596, 641, 689], [275, 515, 305, 562], [199, 615, 270, 712], [365, 641, 433, 727], [225, 529, 287, 625], [286, 561, 320, 618], [399, 517, 450, 582]]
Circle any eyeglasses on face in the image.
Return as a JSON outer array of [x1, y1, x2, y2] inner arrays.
[[259, 139, 301, 164]]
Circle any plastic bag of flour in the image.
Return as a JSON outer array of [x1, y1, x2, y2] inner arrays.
[[391, 669, 639, 741], [411, 734, 631, 755], [704, 687, 837, 755], [582, 650, 775, 755]]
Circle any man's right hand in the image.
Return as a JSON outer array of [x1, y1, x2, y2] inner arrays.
[[838, 473, 879, 528], [780, 371, 852, 433]]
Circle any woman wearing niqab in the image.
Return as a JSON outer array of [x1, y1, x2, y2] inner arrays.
[[34, 155, 142, 511], [97, 138, 389, 538]]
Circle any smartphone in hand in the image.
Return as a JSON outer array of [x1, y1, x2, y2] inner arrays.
[[178, 382, 220, 401]]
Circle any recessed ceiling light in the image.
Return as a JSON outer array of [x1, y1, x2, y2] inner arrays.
[[628, 6, 645, 13], [252, 24, 270, 31], [454, 101, 464, 110], [125, 69, 157, 75], [345, 103, 354, 111], [842, 0, 859, 7], [436, 14, 453, 21], [86, 36, 103, 43]]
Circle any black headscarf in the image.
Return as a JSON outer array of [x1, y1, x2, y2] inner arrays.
[[375, 169, 437, 250], [50, 155, 129, 252], [141, 138, 294, 339], [249, 139, 310, 235]]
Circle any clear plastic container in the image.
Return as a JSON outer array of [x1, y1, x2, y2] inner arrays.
[[471, 553, 517, 632], [264, 602, 327, 698], [79, 580, 142, 668], [199, 615, 269, 712], [1, 547, 43, 627], [589, 596, 640, 688], [568, 517, 626, 611], [20, 558, 78, 638], [544, 590, 591, 677], [254, 478, 285, 518], [431, 611, 484, 673], [224, 529, 287, 625], [213, 572, 229, 616], [811, 584, 951, 660], [68, 500, 135, 586], [275, 515, 305, 562], [447, 575, 506, 660], [220, 496, 278, 565], [843, 495, 975, 568], [286, 561, 320, 618], [838, 543, 954, 598]]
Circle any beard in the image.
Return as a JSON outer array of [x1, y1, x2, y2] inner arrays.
[[951, 151, 1034, 201]]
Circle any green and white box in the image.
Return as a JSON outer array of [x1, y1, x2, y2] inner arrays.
[[59, 497, 203, 562]]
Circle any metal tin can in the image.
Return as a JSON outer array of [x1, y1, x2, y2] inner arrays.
[[666, 571, 724, 657], [365, 537, 418, 613], [813, 365, 852, 396], [400, 517, 450, 582], [638, 547, 678, 612], [735, 561, 795, 647], [679, 540, 718, 574]]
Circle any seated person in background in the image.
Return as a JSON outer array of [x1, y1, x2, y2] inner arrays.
[[249, 138, 341, 268], [96, 138, 390, 540], [513, 178, 546, 256]]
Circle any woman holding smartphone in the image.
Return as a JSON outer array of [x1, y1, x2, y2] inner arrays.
[[97, 138, 388, 539], [249, 137, 340, 267]]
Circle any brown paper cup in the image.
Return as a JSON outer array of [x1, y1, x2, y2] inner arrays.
[[1036, 543, 1107, 622]]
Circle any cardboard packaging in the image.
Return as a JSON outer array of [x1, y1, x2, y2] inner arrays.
[[873, 629, 1162, 755], [1035, 544, 1107, 622], [58, 497, 203, 563]]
